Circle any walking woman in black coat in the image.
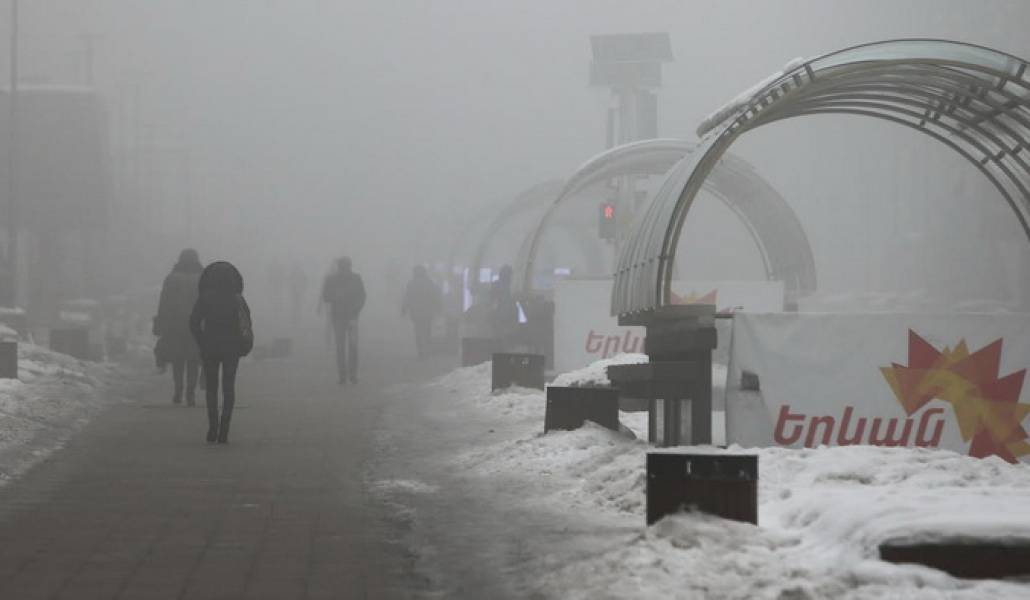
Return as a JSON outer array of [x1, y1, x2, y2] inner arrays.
[[190, 261, 253, 444], [155, 249, 203, 405]]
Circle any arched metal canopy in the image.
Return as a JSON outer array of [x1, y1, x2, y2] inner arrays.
[[512, 139, 817, 306], [462, 180, 564, 288], [613, 39, 1030, 316]]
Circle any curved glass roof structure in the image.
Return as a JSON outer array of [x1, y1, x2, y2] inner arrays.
[[613, 39, 1030, 316], [512, 139, 816, 306]]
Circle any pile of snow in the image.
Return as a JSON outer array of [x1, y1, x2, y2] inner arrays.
[[550, 353, 648, 388], [422, 357, 1030, 598], [429, 362, 546, 421], [534, 443, 1030, 599], [0, 343, 127, 486]]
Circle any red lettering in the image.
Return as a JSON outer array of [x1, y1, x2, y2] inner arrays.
[[915, 407, 945, 447], [623, 330, 641, 354], [805, 415, 836, 448], [836, 406, 867, 445], [869, 417, 913, 447], [774, 405, 805, 445], [585, 330, 604, 354], [602, 335, 621, 358]]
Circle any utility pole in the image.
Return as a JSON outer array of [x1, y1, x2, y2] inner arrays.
[[6, 0, 19, 307], [589, 33, 672, 259]]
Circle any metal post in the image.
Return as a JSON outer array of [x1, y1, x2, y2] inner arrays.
[[614, 88, 635, 258], [6, 0, 19, 307]]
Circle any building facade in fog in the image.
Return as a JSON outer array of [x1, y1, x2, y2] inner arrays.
[[0, 86, 113, 320]]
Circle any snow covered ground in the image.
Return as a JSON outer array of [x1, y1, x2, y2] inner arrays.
[[374, 357, 1030, 599], [0, 339, 132, 487]]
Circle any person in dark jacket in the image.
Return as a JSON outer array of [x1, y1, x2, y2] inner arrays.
[[401, 265, 442, 358], [190, 261, 252, 444], [320, 256, 366, 384], [490, 265, 519, 346], [155, 249, 203, 405]]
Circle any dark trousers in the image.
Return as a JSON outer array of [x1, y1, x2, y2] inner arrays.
[[412, 317, 432, 358], [204, 356, 240, 438], [172, 359, 200, 404], [332, 319, 358, 381]]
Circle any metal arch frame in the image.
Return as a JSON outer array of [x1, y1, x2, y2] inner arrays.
[[512, 139, 817, 306], [460, 179, 564, 289], [513, 139, 691, 294], [613, 38, 1030, 316]]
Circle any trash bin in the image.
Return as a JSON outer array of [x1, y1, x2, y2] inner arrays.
[[545, 386, 619, 432], [0, 341, 16, 379], [491, 352, 545, 391], [646, 452, 758, 525]]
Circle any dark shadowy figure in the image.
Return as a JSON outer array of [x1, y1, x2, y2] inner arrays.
[[155, 249, 203, 405], [190, 261, 252, 444], [320, 257, 366, 384], [490, 265, 519, 346], [401, 265, 442, 358]]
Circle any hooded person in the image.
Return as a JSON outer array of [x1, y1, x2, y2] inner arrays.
[[155, 249, 204, 405], [190, 260, 252, 444]]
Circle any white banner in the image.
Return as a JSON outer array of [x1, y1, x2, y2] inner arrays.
[[725, 313, 1030, 464], [553, 279, 784, 373]]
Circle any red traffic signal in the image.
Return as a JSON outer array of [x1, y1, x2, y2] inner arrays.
[[599, 202, 616, 240]]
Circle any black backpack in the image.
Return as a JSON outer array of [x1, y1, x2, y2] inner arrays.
[[236, 294, 254, 356]]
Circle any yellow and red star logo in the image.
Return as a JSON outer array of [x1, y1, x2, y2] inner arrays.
[[881, 330, 1030, 463], [671, 289, 718, 306]]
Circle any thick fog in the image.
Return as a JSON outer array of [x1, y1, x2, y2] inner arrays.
[[3, 0, 1030, 331]]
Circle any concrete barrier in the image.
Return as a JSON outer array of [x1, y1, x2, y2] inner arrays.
[[544, 386, 619, 432], [0, 341, 16, 379], [491, 352, 545, 391], [879, 540, 1030, 579]]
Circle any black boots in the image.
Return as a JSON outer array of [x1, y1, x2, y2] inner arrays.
[[217, 413, 231, 444], [207, 402, 219, 443]]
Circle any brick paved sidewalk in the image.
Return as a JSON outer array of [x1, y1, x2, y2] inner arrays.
[[0, 353, 411, 599]]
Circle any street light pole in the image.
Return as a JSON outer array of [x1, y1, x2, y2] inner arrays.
[[6, 0, 19, 307]]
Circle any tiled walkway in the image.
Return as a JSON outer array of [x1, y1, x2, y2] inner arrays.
[[0, 351, 412, 599]]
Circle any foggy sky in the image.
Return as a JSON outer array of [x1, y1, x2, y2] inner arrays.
[[4, 0, 1030, 309]]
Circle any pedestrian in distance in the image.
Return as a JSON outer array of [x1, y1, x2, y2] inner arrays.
[[401, 265, 443, 358], [154, 249, 203, 406], [489, 265, 520, 348], [190, 261, 253, 444], [320, 256, 366, 384]]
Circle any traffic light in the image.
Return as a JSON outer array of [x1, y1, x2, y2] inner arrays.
[[599, 202, 616, 240]]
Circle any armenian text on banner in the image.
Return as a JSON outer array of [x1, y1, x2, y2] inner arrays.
[[725, 313, 1030, 463]]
